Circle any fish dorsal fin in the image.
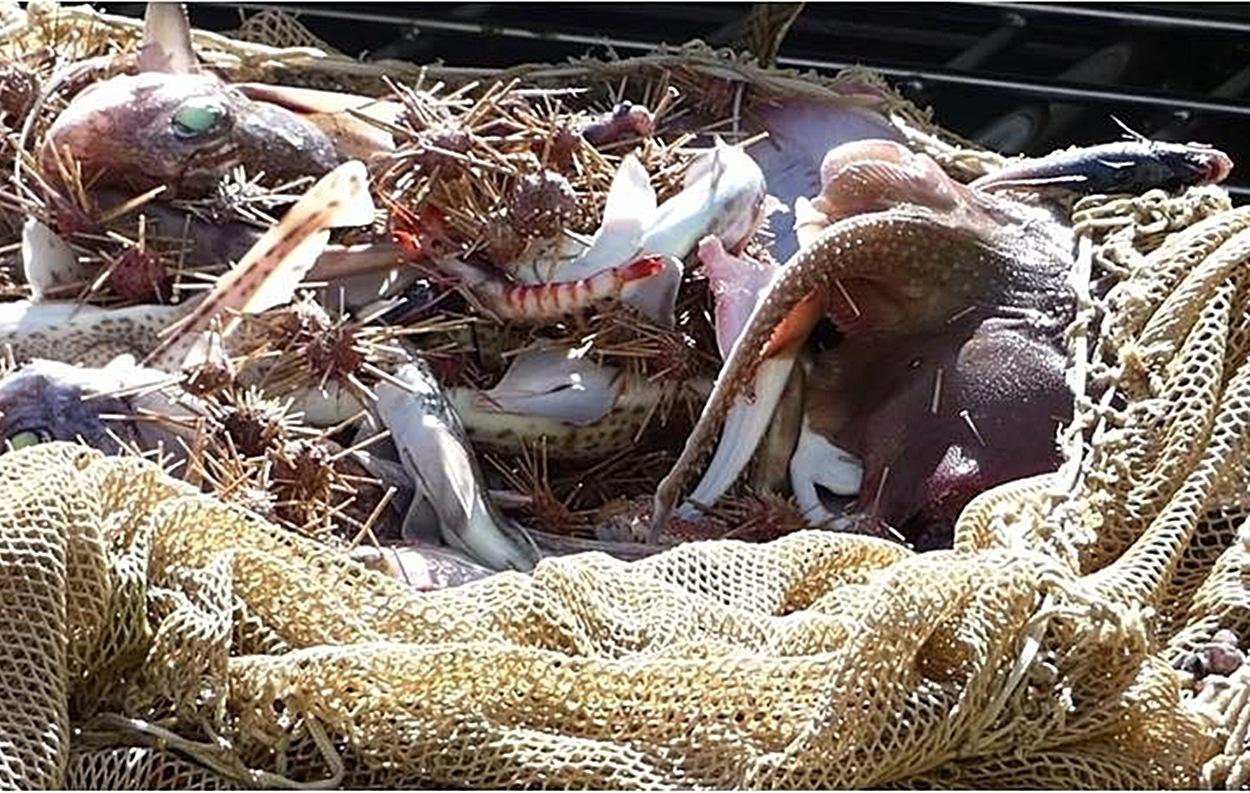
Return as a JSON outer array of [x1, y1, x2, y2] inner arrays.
[[21, 218, 82, 302], [140, 2, 201, 75], [143, 160, 375, 372], [1110, 114, 1151, 145]]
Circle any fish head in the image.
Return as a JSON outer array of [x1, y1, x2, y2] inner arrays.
[[1155, 142, 1234, 189], [0, 359, 129, 453], [41, 72, 340, 197]]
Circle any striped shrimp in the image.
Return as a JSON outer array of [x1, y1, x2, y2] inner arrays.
[[436, 254, 677, 325]]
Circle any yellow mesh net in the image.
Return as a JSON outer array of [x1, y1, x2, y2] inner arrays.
[[2, 3, 1249, 790]]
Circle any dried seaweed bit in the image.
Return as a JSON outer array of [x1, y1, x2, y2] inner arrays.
[[506, 170, 578, 238]]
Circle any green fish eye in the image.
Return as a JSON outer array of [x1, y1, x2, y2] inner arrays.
[[7, 429, 48, 451], [171, 102, 225, 138]]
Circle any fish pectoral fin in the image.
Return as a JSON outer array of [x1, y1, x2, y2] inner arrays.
[[21, 218, 82, 302], [789, 421, 863, 526], [677, 352, 800, 521], [558, 154, 654, 280]]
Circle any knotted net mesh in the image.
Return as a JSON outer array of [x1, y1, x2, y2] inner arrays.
[[3, 3, 1250, 789]]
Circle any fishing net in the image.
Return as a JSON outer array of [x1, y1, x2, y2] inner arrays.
[[2, 2, 1249, 790]]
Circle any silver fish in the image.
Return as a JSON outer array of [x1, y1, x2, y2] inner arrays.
[[374, 360, 540, 572]]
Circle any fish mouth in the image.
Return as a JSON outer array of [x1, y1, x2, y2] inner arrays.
[[1207, 150, 1235, 184]]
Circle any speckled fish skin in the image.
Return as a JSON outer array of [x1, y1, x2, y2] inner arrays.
[[653, 140, 1078, 546], [0, 301, 184, 367], [448, 375, 713, 462], [41, 72, 341, 197]]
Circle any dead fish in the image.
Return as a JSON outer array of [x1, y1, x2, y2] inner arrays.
[[447, 345, 713, 461], [0, 355, 197, 455], [373, 360, 540, 572], [970, 138, 1233, 195], [652, 138, 1077, 548], [350, 542, 495, 591], [39, 3, 397, 198], [6, 160, 376, 404]]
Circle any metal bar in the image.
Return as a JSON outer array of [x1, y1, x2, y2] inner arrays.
[[944, 15, 1026, 71], [973, 2, 1250, 35], [244, 2, 1250, 123], [775, 53, 1250, 120], [235, 3, 662, 52]]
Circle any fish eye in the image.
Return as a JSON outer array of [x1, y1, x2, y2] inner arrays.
[[7, 429, 50, 451], [171, 101, 226, 139]]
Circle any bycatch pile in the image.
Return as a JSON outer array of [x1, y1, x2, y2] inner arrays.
[[0, 2, 1234, 586]]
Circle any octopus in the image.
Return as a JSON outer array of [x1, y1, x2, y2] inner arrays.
[[652, 139, 1082, 549]]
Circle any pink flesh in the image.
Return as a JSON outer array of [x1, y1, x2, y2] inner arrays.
[[744, 97, 902, 262], [697, 235, 777, 359]]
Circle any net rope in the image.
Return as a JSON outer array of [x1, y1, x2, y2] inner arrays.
[[1, 3, 1249, 789]]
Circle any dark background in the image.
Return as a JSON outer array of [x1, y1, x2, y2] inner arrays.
[[106, 2, 1250, 198]]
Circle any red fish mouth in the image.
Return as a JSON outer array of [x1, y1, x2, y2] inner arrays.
[[1207, 150, 1235, 184]]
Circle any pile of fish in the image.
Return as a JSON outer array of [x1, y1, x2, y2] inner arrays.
[[0, 3, 1235, 589]]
